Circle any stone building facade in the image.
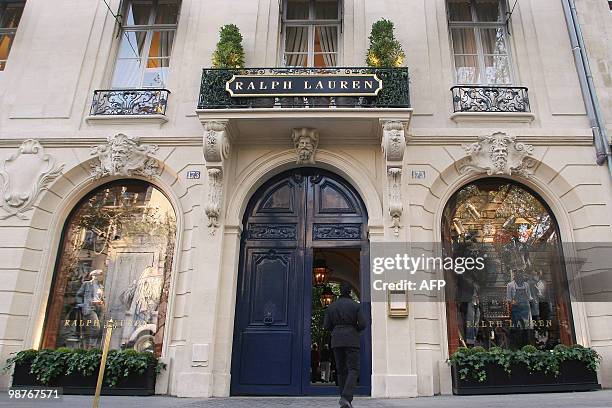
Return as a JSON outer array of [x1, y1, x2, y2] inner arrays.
[[0, 0, 611, 398]]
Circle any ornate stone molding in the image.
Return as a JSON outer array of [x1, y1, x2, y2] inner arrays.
[[380, 119, 409, 237], [381, 120, 408, 162], [387, 168, 403, 237], [205, 168, 223, 232], [90, 133, 160, 179], [0, 139, 64, 219], [292, 128, 319, 165], [460, 132, 536, 177], [202, 120, 232, 233], [204, 120, 231, 164]]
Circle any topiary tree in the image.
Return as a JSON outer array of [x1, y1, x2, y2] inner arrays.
[[212, 24, 245, 68], [366, 19, 405, 68]]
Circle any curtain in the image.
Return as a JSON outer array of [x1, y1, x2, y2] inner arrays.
[[317, 26, 338, 67], [285, 26, 308, 66], [451, 28, 478, 84]]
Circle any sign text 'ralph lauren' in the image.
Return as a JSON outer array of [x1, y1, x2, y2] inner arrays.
[[226, 74, 382, 97]]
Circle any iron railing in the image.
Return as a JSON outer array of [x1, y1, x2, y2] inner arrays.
[[90, 89, 170, 116], [451, 86, 530, 113], [198, 67, 410, 109]]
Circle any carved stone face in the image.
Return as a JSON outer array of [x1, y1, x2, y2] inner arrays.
[[109, 139, 131, 174], [296, 136, 314, 162]]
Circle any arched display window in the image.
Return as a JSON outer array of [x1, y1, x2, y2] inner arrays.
[[442, 178, 574, 354], [41, 180, 177, 356]]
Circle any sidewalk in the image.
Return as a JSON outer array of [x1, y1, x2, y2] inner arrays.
[[0, 390, 610, 408]]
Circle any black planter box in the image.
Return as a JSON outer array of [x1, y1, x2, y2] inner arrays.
[[451, 360, 601, 395], [11, 362, 157, 396]]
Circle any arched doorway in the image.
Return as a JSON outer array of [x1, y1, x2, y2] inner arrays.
[[231, 168, 372, 396], [41, 180, 177, 356], [442, 178, 575, 354]]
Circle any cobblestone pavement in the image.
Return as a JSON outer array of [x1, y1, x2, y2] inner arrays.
[[0, 390, 610, 408]]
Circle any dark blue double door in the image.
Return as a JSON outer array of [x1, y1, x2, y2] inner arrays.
[[231, 168, 371, 396]]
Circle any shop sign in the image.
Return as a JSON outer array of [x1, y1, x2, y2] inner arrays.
[[226, 74, 382, 97]]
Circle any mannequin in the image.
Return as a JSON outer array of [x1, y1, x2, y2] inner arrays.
[[506, 269, 534, 348], [75, 269, 105, 348]]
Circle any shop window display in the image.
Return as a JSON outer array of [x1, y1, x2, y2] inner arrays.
[[442, 179, 574, 353], [41, 180, 176, 356]]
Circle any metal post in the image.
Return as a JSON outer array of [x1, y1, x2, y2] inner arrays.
[[92, 319, 114, 408]]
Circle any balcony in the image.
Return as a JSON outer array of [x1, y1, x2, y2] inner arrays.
[[86, 89, 170, 125], [450, 86, 533, 124], [196, 67, 412, 143]]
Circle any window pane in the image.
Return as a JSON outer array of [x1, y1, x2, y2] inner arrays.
[[314, 53, 337, 67], [155, 0, 180, 24], [475, 0, 501, 22], [448, 0, 472, 21], [455, 55, 479, 84], [284, 53, 308, 67], [41, 181, 177, 355], [451, 28, 477, 55], [480, 28, 508, 55], [484, 55, 511, 84], [443, 180, 575, 353], [117, 31, 147, 59], [112, 58, 142, 87], [125, 0, 153, 26], [285, 26, 309, 53], [148, 31, 175, 59], [314, 26, 338, 53], [315, 0, 339, 19], [144, 58, 170, 87], [0, 2, 25, 28], [0, 33, 14, 71], [286, 0, 309, 19]]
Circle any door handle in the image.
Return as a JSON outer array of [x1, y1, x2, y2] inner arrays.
[[263, 312, 274, 326]]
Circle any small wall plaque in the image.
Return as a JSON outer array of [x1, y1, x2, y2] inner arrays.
[[186, 170, 201, 179], [387, 289, 409, 317], [411, 170, 426, 179]]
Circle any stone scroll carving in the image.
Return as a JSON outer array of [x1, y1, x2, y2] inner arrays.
[[387, 168, 403, 237], [205, 168, 223, 229], [381, 120, 408, 237], [460, 132, 536, 177], [203, 120, 231, 234], [292, 128, 319, 165], [0, 140, 65, 220], [90, 133, 160, 179]]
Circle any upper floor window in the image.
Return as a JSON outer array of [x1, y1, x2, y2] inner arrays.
[[0, 1, 25, 71], [448, 0, 512, 85], [282, 0, 341, 67], [111, 0, 180, 89]]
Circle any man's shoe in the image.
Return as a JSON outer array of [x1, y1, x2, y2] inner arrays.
[[339, 397, 352, 408]]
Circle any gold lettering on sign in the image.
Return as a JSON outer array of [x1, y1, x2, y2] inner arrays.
[[340, 81, 348, 89], [259, 81, 267, 90], [235, 82, 243, 90], [304, 80, 312, 90], [271, 81, 280, 90], [353, 80, 361, 89], [315, 80, 324, 90], [283, 81, 293, 90], [365, 81, 373, 89], [328, 80, 336, 89], [247, 82, 255, 90]]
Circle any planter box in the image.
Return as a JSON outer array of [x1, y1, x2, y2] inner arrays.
[[11, 362, 156, 396], [451, 360, 601, 395]]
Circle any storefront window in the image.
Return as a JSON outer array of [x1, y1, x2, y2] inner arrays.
[[443, 179, 574, 353], [42, 180, 177, 356]]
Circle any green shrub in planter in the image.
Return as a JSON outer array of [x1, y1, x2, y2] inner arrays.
[[448, 344, 601, 383], [4, 348, 166, 388], [366, 19, 405, 68], [212, 24, 245, 68]]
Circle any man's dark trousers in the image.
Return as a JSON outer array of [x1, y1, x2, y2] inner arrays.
[[333, 346, 360, 403]]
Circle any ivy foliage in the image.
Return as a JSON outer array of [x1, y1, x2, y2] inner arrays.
[[366, 19, 405, 68], [4, 348, 165, 387], [212, 24, 245, 68], [448, 344, 602, 383]]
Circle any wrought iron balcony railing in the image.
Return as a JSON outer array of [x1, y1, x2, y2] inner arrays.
[[451, 86, 530, 113], [90, 89, 170, 116], [198, 67, 410, 109]]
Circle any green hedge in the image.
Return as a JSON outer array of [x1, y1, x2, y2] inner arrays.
[[448, 344, 601, 382], [4, 348, 166, 387]]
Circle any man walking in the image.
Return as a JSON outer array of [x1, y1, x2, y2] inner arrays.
[[324, 282, 368, 408]]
